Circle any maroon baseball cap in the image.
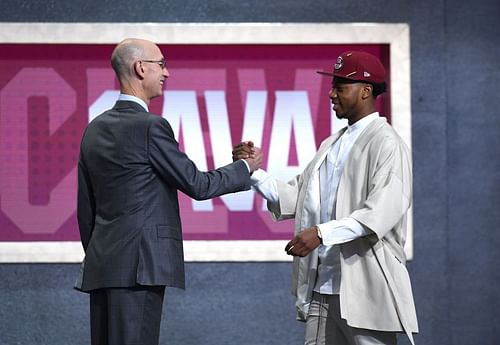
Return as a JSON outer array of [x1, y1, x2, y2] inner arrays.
[[317, 51, 386, 84]]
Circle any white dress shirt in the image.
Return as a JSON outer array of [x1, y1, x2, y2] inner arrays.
[[118, 93, 149, 112], [251, 112, 380, 294]]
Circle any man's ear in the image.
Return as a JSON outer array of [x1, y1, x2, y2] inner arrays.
[[361, 84, 373, 100], [133, 60, 145, 79]]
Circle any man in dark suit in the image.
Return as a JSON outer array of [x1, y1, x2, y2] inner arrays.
[[76, 38, 262, 345]]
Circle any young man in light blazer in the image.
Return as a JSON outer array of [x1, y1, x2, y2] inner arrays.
[[234, 51, 418, 345]]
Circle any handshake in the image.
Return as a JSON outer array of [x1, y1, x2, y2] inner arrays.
[[231, 140, 321, 257], [232, 141, 263, 173]]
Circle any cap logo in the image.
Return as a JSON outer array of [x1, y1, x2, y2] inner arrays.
[[364, 71, 371, 78], [334, 56, 344, 70]]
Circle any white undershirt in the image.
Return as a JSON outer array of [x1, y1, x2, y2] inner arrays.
[[251, 112, 379, 294]]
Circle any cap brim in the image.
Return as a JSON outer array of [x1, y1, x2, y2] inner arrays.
[[316, 70, 334, 77]]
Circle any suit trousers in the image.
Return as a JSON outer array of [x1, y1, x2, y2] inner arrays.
[[90, 285, 166, 345], [304, 293, 397, 345]]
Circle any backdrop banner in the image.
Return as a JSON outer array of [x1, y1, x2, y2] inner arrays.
[[0, 23, 411, 262]]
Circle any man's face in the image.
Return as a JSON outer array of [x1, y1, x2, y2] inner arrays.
[[142, 44, 169, 100], [329, 79, 368, 124]]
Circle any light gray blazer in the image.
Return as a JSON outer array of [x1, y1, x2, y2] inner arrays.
[[268, 118, 418, 344]]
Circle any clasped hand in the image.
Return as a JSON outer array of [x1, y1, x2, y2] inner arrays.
[[232, 141, 262, 172], [232, 141, 321, 258]]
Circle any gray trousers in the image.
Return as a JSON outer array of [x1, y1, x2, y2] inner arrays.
[[304, 293, 397, 345], [90, 286, 166, 345]]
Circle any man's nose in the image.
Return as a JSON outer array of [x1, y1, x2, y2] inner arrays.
[[164, 68, 170, 78]]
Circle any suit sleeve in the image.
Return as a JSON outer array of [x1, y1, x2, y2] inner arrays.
[[77, 156, 96, 251], [148, 116, 251, 200]]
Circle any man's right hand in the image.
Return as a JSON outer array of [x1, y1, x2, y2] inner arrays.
[[245, 146, 263, 173], [232, 141, 263, 173]]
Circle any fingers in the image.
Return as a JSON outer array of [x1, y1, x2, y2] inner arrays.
[[253, 150, 263, 166], [285, 237, 298, 252], [285, 236, 305, 257], [286, 241, 310, 257], [235, 142, 263, 172], [245, 152, 263, 172], [232, 141, 265, 173], [233, 151, 251, 161], [284, 228, 321, 257], [245, 160, 258, 172], [285, 241, 308, 257], [232, 141, 256, 161]]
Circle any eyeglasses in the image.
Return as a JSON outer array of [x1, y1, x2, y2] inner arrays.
[[141, 59, 166, 69]]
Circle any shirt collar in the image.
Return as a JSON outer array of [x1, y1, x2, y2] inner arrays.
[[346, 112, 379, 134], [118, 94, 149, 112]]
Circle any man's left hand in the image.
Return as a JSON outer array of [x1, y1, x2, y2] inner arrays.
[[232, 141, 255, 161], [285, 227, 321, 257]]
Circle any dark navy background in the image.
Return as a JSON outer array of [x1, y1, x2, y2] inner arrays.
[[1, 0, 499, 344]]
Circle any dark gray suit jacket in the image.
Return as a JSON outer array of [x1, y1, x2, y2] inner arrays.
[[76, 100, 250, 292]]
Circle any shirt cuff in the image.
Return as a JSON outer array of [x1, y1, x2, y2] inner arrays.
[[250, 168, 268, 184], [317, 217, 370, 246]]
